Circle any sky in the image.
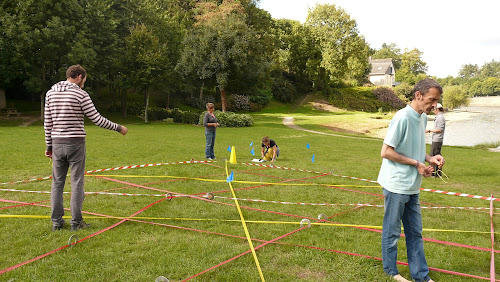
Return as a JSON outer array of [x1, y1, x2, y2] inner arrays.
[[258, 0, 500, 78]]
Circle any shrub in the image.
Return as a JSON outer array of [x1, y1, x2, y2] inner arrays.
[[394, 82, 413, 102], [185, 96, 216, 109], [227, 94, 250, 112], [198, 110, 254, 127], [127, 102, 144, 116], [147, 107, 169, 121], [443, 85, 470, 109], [249, 88, 272, 106], [271, 72, 297, 103], [329, 87, 380, 112], [141, 107, 201, 124], [328, 87, 405, 112], [373, 87, 406, 110]]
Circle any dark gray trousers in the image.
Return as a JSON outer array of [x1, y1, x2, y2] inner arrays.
[[430, 141, 443, 176], [51, 142, 86, 226]]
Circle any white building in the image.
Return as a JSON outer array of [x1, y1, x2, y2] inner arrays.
[[368, 58, 395, 87]]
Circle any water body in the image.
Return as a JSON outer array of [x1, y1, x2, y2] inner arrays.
[[426, 106, 500, 147]]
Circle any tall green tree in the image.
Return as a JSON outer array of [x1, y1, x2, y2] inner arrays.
[[371, 43, 402, 70], [176, 0, 255, 112], [122, 23, 171, 122], [458, 64, 479, 79], [0, 0, 87, 115], [305, 4, 370, 87], [395, 48, 427, 84], [479, 60, 500, 78]]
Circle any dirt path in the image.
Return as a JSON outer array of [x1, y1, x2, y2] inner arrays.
[[282, 117, 380, 141]]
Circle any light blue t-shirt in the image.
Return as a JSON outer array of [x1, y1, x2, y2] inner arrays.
[[377, 105, 427, 195]]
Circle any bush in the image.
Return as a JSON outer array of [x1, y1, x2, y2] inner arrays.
[[141, 107, 201, 124], [373, 87, 406, 110], [394, 82, 413, 102], [271, 72, 297, 103], [198, 110, 254, 127], [328, 87, 405, 112], [185, 96, 216, 109], [443, 85, 470, 109], [329, 87, 380, 112], [227, 94, 250, 112], [249, 88, 272, 106], [147, 107, 169, 121], [127, 102, 144, 116]]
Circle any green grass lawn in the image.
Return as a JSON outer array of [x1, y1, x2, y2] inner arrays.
[[0, 109, 499, 281]]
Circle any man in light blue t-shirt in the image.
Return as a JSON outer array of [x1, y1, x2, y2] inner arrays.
[[378, 79, 445, 282]]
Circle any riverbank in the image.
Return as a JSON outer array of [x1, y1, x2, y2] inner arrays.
[[306, 96, 500, 147]]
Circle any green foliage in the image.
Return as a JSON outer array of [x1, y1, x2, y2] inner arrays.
[[198, 110, 253, 127], [395, 48, 428, 84], [394, 82, 413, 102], [372, 86, 406, 109], [271, 71, 298, 103], [442, 85, 470, 109], [176, 0, 268, 111], [371, 43, 402, 70], [468, 77, 500, 96], [458, 64, 479, 79], [329, 87, 404, 112], [305, 4, 370, 85], [140, 107, 200, 124]]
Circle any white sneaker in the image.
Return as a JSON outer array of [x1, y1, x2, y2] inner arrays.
[[392, 274, 410, 282]]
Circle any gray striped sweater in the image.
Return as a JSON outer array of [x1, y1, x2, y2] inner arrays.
[[44, 81, 122, 151]]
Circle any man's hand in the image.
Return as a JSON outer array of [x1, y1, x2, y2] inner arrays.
[[428, 155, 445, 168], [45, 151, 52, 158], [417, 163, 434, 177], [120, 126, 128, 135]]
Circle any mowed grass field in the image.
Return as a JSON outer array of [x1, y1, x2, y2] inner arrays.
[[0, 111, 499, 281]]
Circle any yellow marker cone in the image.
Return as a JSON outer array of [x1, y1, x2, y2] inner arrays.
[[230, 146, 237, 164]]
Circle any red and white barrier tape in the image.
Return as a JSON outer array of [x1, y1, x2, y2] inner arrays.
[[240, 163, 500, 202], [1, 188, 496, 212], [0, 160, 212, 185], [2, 160, 497, 202]]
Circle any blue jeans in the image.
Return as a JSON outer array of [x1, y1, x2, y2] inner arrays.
[[382, 188, 431, 282], [205, 130, 216, 159]]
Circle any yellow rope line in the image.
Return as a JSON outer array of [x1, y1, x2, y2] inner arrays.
[[87, 174, 380, 188], [224, 161, 265, 281], [1, 214, 497, 235]]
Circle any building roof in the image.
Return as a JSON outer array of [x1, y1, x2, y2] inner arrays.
[[369, 58, 394, 75]]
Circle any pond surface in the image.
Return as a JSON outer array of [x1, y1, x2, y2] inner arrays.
[[426, 106, 500, 147]]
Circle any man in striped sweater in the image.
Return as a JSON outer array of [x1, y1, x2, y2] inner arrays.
[[44, 64, 128, 231]]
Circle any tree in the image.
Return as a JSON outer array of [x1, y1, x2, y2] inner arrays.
[[395, 48, 427, 84], [0, 0, 88, 116], [305, 4, 370, 86], [443, 85, 470, 109], [122, 24, 170, 122], [176, 0, 254, 112], [458, 64, 479, 79], [478, 60, 500, 78], [371, 43, 402, 70]]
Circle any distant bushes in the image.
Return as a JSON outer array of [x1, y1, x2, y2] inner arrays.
[[139, 107, 253, 127], [373, 87, 406, 109], [198, 110, 254, 127], [140, 108, 200, 124], [328, 86, 405, 112]]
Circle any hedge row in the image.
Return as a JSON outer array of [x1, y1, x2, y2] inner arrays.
[[142, 107, 254, 127], [328, 87, 405, 112], [198, 110, 254, 127]]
